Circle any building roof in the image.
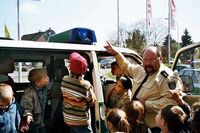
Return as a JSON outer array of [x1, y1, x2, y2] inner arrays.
[[21, 29, 55, 42]]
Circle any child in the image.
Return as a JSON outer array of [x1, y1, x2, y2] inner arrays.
[[189, 102, 200, 133], [0, 83, 21, 133], [111, 61, 123, 81], [124, 101, 151, 133], [20, 68, 49, 133], [107, 108, 130, 133], [155, 104, 187, 133], [166, 89, 191, 132], [61, 52, 96, 133], [104, 61, 123, 104], [107, 76, 132, 110]]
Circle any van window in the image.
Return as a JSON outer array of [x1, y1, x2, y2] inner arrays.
[[98, 56, 139, 81], [98, 57, 116, 80], [9, 61, 43, 83]]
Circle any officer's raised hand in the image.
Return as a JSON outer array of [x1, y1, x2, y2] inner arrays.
[[104, 41, 118, 56]]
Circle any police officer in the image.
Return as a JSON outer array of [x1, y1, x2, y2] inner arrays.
[[104, 43, 184, 133]]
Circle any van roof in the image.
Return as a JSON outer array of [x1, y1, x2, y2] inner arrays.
[[0, 40, 139, 55]]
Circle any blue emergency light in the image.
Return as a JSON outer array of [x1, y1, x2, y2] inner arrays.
[[48, 27, 97, 45]]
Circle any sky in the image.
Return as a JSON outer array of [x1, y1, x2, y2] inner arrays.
[[1, 0, 200, 45]]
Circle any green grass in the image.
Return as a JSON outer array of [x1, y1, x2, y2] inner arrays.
[[105, 72, 115, 80], [191, 88, 200, 95]]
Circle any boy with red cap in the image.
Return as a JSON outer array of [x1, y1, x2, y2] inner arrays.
[[61, 52, 96, 133]]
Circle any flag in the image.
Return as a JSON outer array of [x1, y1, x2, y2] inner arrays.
[[170, 0, 176, 29], [146, 0, 152, 26], [4, 24, 10, 38]]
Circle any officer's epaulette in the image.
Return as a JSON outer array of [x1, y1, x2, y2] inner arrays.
[[160, 70, 169, 78]]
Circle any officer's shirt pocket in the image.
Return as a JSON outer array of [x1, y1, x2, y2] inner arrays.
[[140, 77, 162, 100]]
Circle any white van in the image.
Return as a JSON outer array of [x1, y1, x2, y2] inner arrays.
[[0, 39, 142, 133]]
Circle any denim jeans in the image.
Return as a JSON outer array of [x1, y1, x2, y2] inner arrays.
[[68, 125, 93, 133], [28, 125, 46, 133], [150, 127, 161, 133]]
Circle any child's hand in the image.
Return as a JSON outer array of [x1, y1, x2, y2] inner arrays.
[[20, 116, 30, 132], [27, 115, 33, 125], [166, 90, 185, 106], [20, 125, 29, 133]]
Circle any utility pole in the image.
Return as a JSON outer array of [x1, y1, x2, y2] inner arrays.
[[117, 0, 120, 47]]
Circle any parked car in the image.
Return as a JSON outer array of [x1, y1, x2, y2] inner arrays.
[[179, 69, 200, 90], [190, 60, 200, 69], [172, 42, 200, 100], [99, 58, 115, 69], [175, 64, 191, 72]]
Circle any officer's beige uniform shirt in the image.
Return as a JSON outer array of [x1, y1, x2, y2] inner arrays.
[[115, 52, 183, 128]]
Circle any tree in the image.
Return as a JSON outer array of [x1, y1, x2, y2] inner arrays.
[[134, 19, 168, 45], [180, 29, 193, 62], [162, 35, 179, 63], [126, 29, 146, 54], [107, 19, 168, 53], [181, 28, 193, 48], [107, 23, 128, 47]]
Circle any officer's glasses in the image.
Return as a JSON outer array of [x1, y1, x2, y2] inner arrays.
[[143, 57, 160, 63]]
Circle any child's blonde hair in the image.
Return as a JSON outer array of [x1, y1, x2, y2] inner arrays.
[[107, 108, 130, 133], [125, 101, 144, 125], [0, 83, 13, 102], [28, 68, 47, 84]]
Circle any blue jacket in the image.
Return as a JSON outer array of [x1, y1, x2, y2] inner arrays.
[[0, 98, 22, 133]]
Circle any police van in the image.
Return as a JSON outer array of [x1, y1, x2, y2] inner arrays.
[[0, 27, 199, 132], [0, 28, 142, 133]]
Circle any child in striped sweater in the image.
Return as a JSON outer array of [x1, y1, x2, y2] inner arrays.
[[61, 52, 96, 133]]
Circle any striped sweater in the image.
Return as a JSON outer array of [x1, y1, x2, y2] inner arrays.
[[61, 74, 96, 126]]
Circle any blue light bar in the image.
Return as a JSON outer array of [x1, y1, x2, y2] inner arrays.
[[48, 27, 97, 45]]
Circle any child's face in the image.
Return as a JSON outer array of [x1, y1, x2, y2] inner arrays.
[[155, 110, 164, 128], [113, 81, 124, 93], [111, 65, 122, 76], [0, 98, 12, 110], [36, 74, 49, 88]]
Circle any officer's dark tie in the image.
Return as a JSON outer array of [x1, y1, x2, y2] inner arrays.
[[132, 74, 149, 100]]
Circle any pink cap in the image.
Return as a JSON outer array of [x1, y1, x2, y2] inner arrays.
[[69, 52, 88, 75]]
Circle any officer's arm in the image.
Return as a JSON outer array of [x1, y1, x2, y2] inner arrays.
[[115, 52, 141, 78], [145, 96, 177, 113]]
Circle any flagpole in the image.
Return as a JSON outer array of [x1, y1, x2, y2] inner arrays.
[[168, 0, 171, 65], [117, 0, 120, 47], [17, 0, 23, 83], [146, 0, 148, 46], [17, 0, 20, 40]]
